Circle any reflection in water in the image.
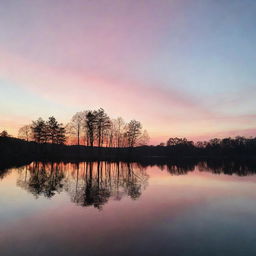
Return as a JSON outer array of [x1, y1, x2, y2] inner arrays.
[[146, 159, 256, 176], [1, 160, 256, 256], [198, 160, 256, 176], [16, 162, 149, 209], [166, 161, 197, 175], [17, 163, 65, 199], [13, 160, 256, 209]]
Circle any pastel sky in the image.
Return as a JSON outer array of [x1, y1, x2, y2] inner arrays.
[[1, 0, 256, 144]]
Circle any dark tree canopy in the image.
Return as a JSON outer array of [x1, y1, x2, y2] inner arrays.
[[0, 130, 9, 137], [31, 118, 47, 143], [31, 117, 66, 144]]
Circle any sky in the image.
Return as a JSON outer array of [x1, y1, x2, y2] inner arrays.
[[0, 0, 256, 144]]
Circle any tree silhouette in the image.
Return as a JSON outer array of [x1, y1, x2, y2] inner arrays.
[[138, 130, 150, 146], [85, 110, 97, 147], [17, 162, 65, 198], [31, 118, 47, 143], [126, 120, 142, 147], [0, 130, 9, 137], [18, 125, 32, 141], [46, 116, 66, 144], [19, 108, 149, 148], [16, 161, 148, 209], [95, 108, 111, 147], [31, 117, 66, 144], [70, 112, 84, 145], [111, 117, 125, 147], [166, 137, 193, 146]]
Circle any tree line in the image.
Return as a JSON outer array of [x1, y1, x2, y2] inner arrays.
[[160, 136, 256, 151], [16, 108, 149, 147], [2, 113, 256, 153], [156, 136, 256, 156], [2, 134, 256, 165]]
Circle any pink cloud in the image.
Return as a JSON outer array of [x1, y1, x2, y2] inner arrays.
[[0, 48, 214, 118], [1, 48, 256, 143]]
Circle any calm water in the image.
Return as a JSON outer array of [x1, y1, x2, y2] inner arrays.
[[1, 161, 256, 256]]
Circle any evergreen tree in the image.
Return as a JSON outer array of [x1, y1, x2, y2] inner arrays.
[[31, 118, 47, 143]]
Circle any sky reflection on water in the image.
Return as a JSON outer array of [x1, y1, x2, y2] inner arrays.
[[0, 161, 256, 256]]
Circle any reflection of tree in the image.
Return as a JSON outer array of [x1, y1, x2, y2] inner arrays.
[[166, 164, 191, 175], [137, 159, 256, 177], [75, 162, 111, 209], [65, 162, 148, 209], [198, 160, 256, 176], [0, 168, 11, 180], [16, 161, 148, 209], [165, 160, 197, 175], [17, 162, 64, 198], [15, 159, 256, 209], [165, 160, 256, 176]]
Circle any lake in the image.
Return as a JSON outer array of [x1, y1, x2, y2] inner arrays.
[[0, 161, 256, 256]]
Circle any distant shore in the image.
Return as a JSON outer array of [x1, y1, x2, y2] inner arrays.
[[1, 137, 256, 166]]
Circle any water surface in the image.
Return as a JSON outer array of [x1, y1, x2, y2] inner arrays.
[[1, 161, 256, 256]]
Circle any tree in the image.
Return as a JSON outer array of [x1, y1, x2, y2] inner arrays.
[[209, 138, 221, 146], [166, 137, 192, 146], [18, 125, 32, 141], [20, 109, 149, 148], [107, 120, 114, 147], [196, 141, 207, 148], [137, 130, 150, 146], [70, 112, 84, 145], [56, 125, 66, 144], [31, 118, 48, 143], [47, 116, 59, 143], [113, 117, 125, 147], [85, 110, 97, 147], [0, 130, 9, 137], [126, 120, 142, 147], [46, 116, 66, 144], [94, 108, 111, 147]]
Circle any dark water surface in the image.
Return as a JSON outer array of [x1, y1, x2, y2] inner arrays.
[[1, 161, 256, 256]]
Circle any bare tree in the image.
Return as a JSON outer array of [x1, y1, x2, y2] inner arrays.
[[137, 130, 150, 146], [70, 112, 84, 145], [112, 117, 125, 147], [18, 125, 32, 141], [107, 120, 114, 147], [95, 108, 111, 147], [126, 120, 142, 147]]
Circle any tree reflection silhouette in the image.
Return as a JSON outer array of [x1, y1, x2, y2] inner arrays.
[[15, 159, 256, 209], [17, 161, 149, 209], [17, 162, 64, 198]]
